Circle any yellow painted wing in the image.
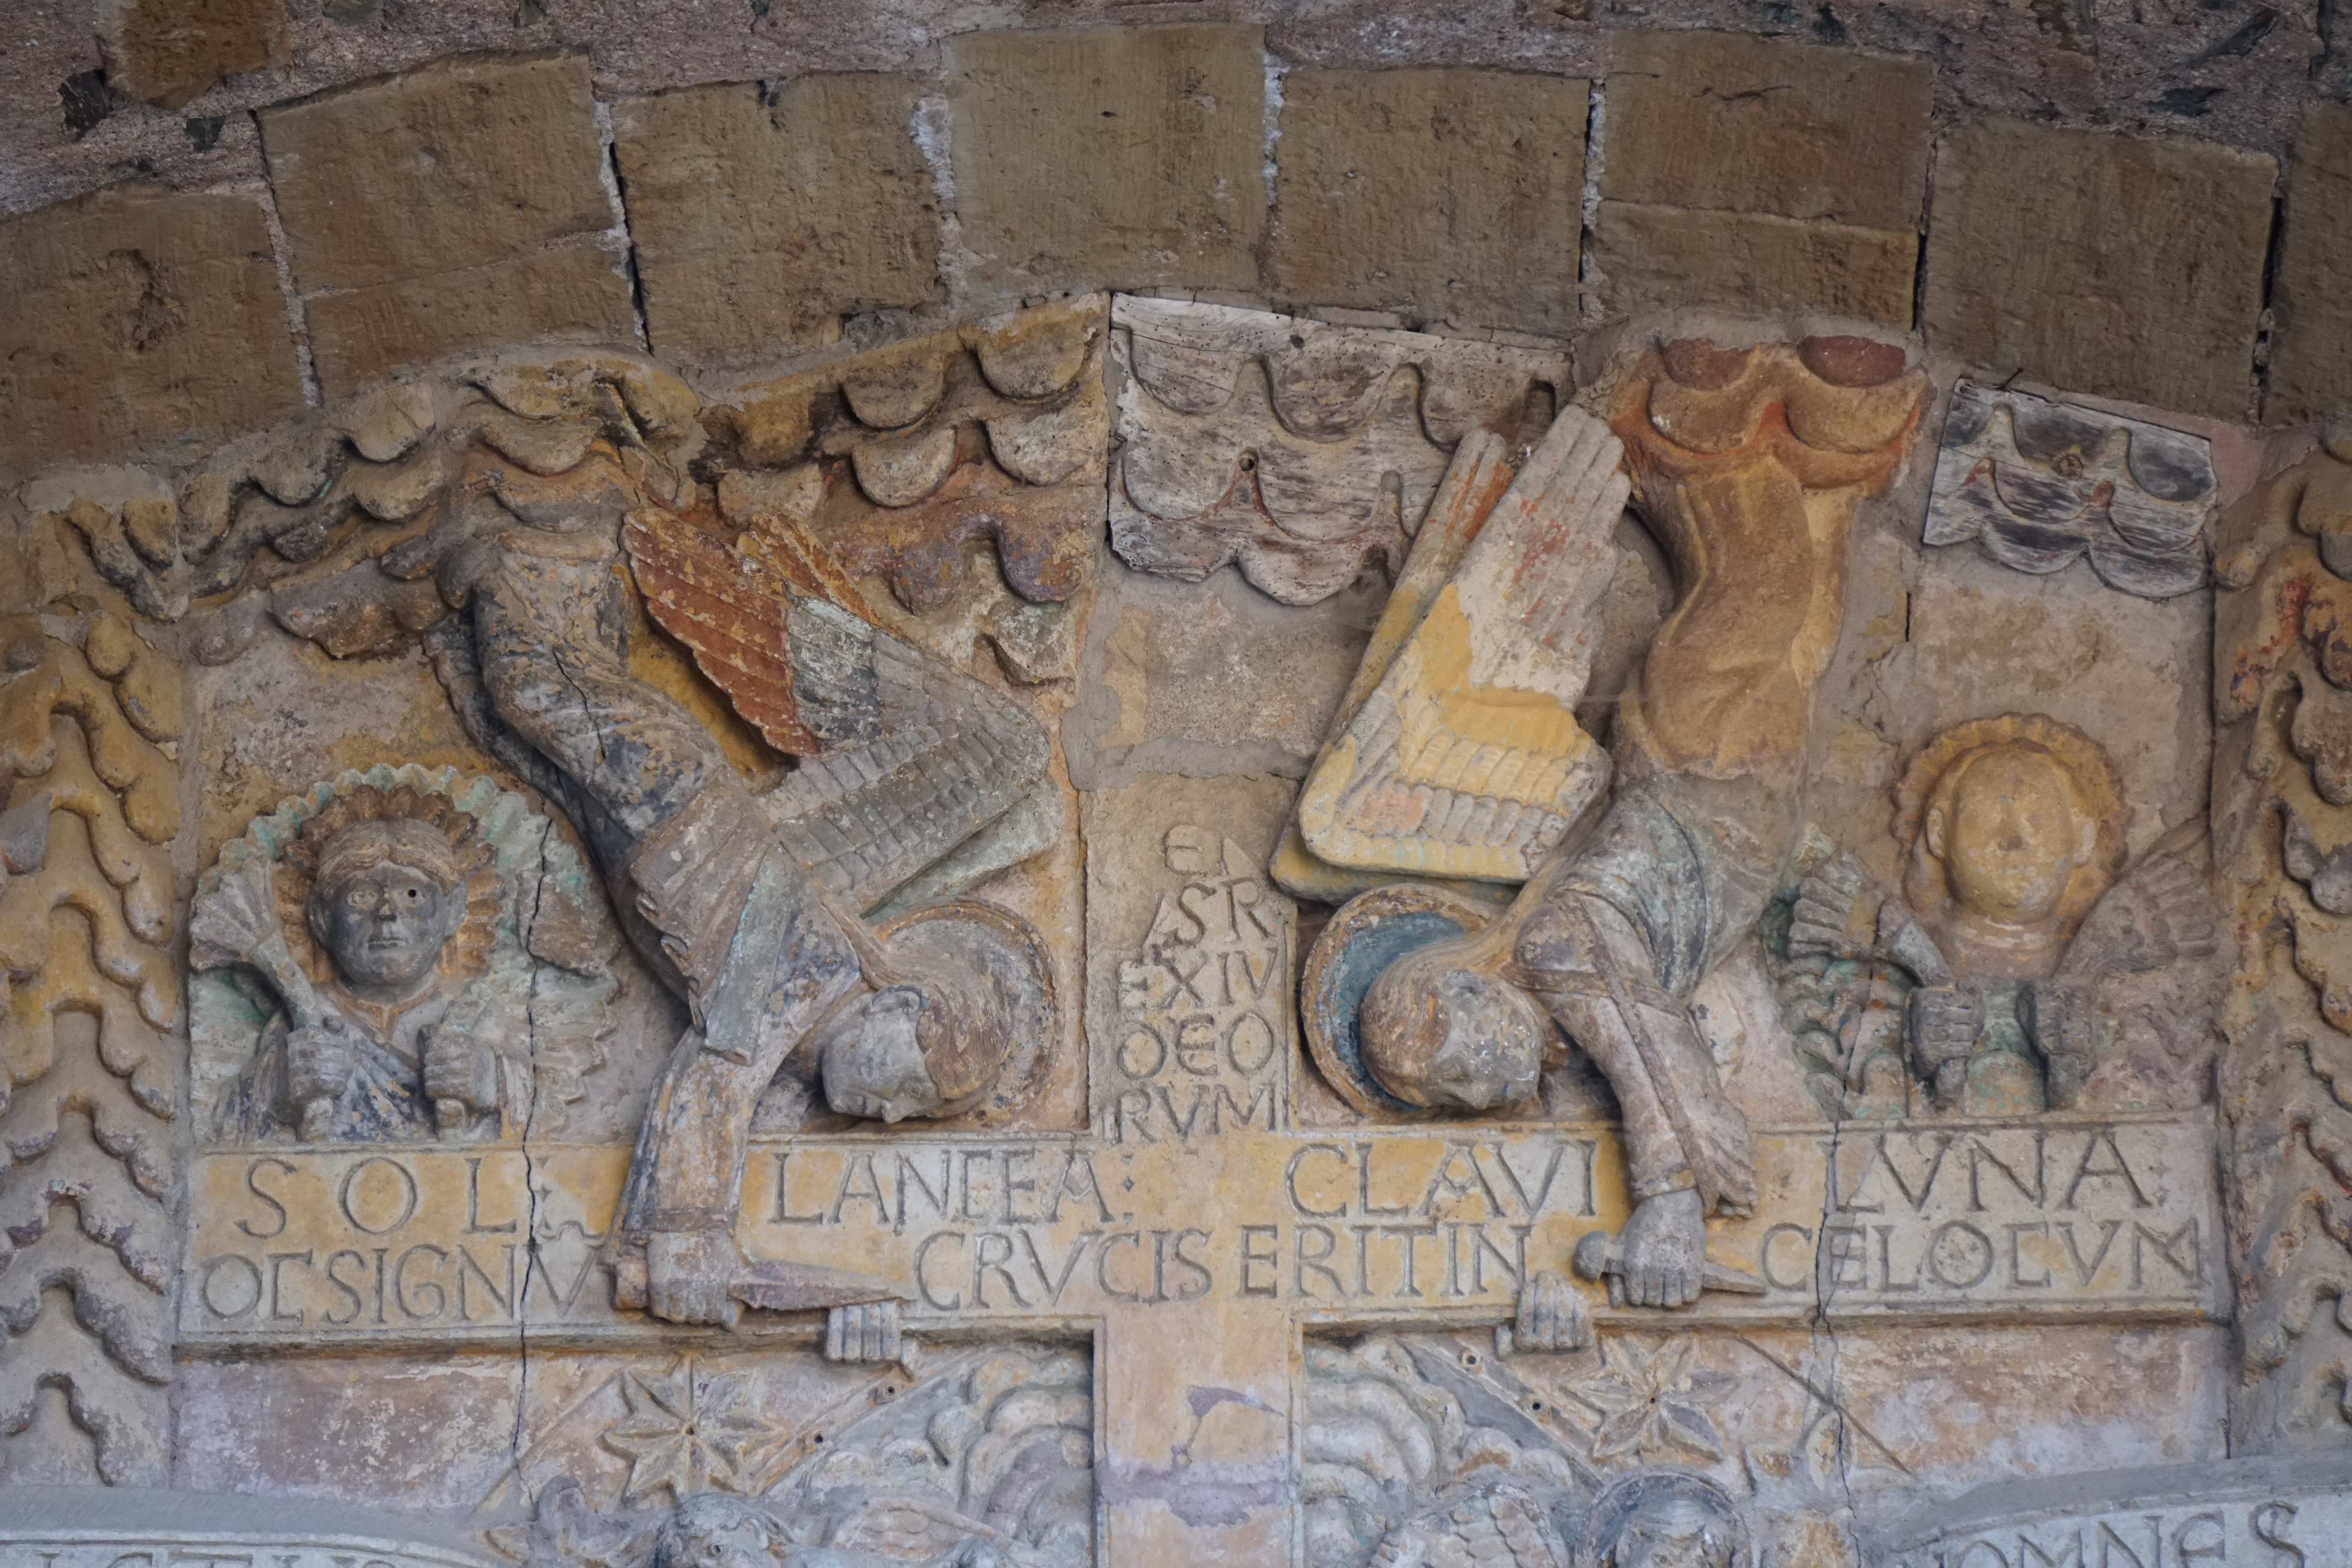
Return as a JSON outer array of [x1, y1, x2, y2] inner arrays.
[[1297, 408, 1628, 882]]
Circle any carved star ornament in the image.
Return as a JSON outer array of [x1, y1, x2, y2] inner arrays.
[[600, 1359, 771, 1505]]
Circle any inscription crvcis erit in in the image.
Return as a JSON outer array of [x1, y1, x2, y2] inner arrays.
[[1305, 338, 1931, 1325], [192, 767, 620, 1144]]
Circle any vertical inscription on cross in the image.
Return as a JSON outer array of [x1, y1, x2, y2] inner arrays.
[[1078, 774, 1303, 1564], [1084, 776, 1296, 1144]]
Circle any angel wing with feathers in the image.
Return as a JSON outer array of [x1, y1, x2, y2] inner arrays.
[[1296, 407, 1630, 884], [617, 511, 1053, 917]]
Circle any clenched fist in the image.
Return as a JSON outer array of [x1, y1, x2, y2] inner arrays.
[[286, 1017, 355, 1115], [1906, 984, 1982, 1108], [2021, 981, 2099, 1108], [646, 1228, 741, 1328], [1506, 1269, 1592, 1354]]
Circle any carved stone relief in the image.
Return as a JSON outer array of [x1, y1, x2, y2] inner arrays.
[[191, 765, 620, 1145], [0, 610, 181, 1485], [2210, 433, 2352, 1451], [1925, 380, 2218, 599], [1108, 297, 1571, 607], [0, 290, 2330, 1564], [1774, 714, 2218, 1121]]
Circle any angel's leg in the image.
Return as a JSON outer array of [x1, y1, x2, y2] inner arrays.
[[1514, 891, 1756, 1309]]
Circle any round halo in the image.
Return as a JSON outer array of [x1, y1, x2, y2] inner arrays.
[[870, 898, 1057, 1124], [1571, 1469, 1753, 1568], [1299, 881, 1504, 1122]]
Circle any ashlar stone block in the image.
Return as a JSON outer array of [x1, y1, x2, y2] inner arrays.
[[1271, 68, 1585, 333], [1588, 201, 1915, 324], [262, 53, 627, 394], [1602, 29, 1933, 229], [948, 25, 1266, 296], [1595, 30, 1930, 323], [0, 183, 303, 479], [1923, 121, 2275, 420], [2266, 104, 2352, 425], [613, 75, 943, 367], [260, 53, 612, 295], [99, 0, 291, 110]]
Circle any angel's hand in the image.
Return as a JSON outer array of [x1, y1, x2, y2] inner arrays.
[[2021, 981, 2099, 1108], [1504, 1268, 1592, 1354], [1788, 857, 1868, 962], [285, 1016, 355, 1118], [1906, 985, 1982, 1072], [646, 1228, 741, 1328], [826, 1300, 904, 1363], [422, 1024, 495, 1115]]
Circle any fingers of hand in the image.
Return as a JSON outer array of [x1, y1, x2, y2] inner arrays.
[[827, 1302, 902, 1362]]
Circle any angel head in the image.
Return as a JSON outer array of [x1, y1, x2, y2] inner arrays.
[[284, 785, 500, 1004], [652, 1493, 787, 1568], [815, 945, 1011, 1125], [1358, 930, 1547, 1112], [1895, 716, 2126, 949], [1578, 1473, 1750, 1568]]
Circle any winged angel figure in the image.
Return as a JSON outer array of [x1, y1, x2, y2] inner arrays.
[[415, 435, 1054, 1337], [1300, 337, 1932, 1322], [1776, 714, 2217, 1118]]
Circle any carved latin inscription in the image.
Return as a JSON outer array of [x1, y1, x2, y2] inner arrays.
[[182, 1111, 2223, 1345]]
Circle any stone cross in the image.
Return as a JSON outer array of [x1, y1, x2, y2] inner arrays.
[[182, 775, 2227, 1564]]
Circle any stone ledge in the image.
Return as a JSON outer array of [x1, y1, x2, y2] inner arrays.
[[302, 245, 638, 400]]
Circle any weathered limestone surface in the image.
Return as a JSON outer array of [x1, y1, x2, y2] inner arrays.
[[1065, 557, 1380, 790], [1588, 202, 1917, 326], [613, 75, 941, 367], [1271, 68, 1585, 333], [947, 25, 1266, 296], [1602, 31, 1933, 227], [299, 247, 635, 399], [1594, 31, 1930, 322], [2265, 104, 2352, 426], [98, 0, 290, 111], [261, 54, 623, 394], [260, 54, 609, 293], [0, 185, 303, 477], [1922, 121, 2276, 419]]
